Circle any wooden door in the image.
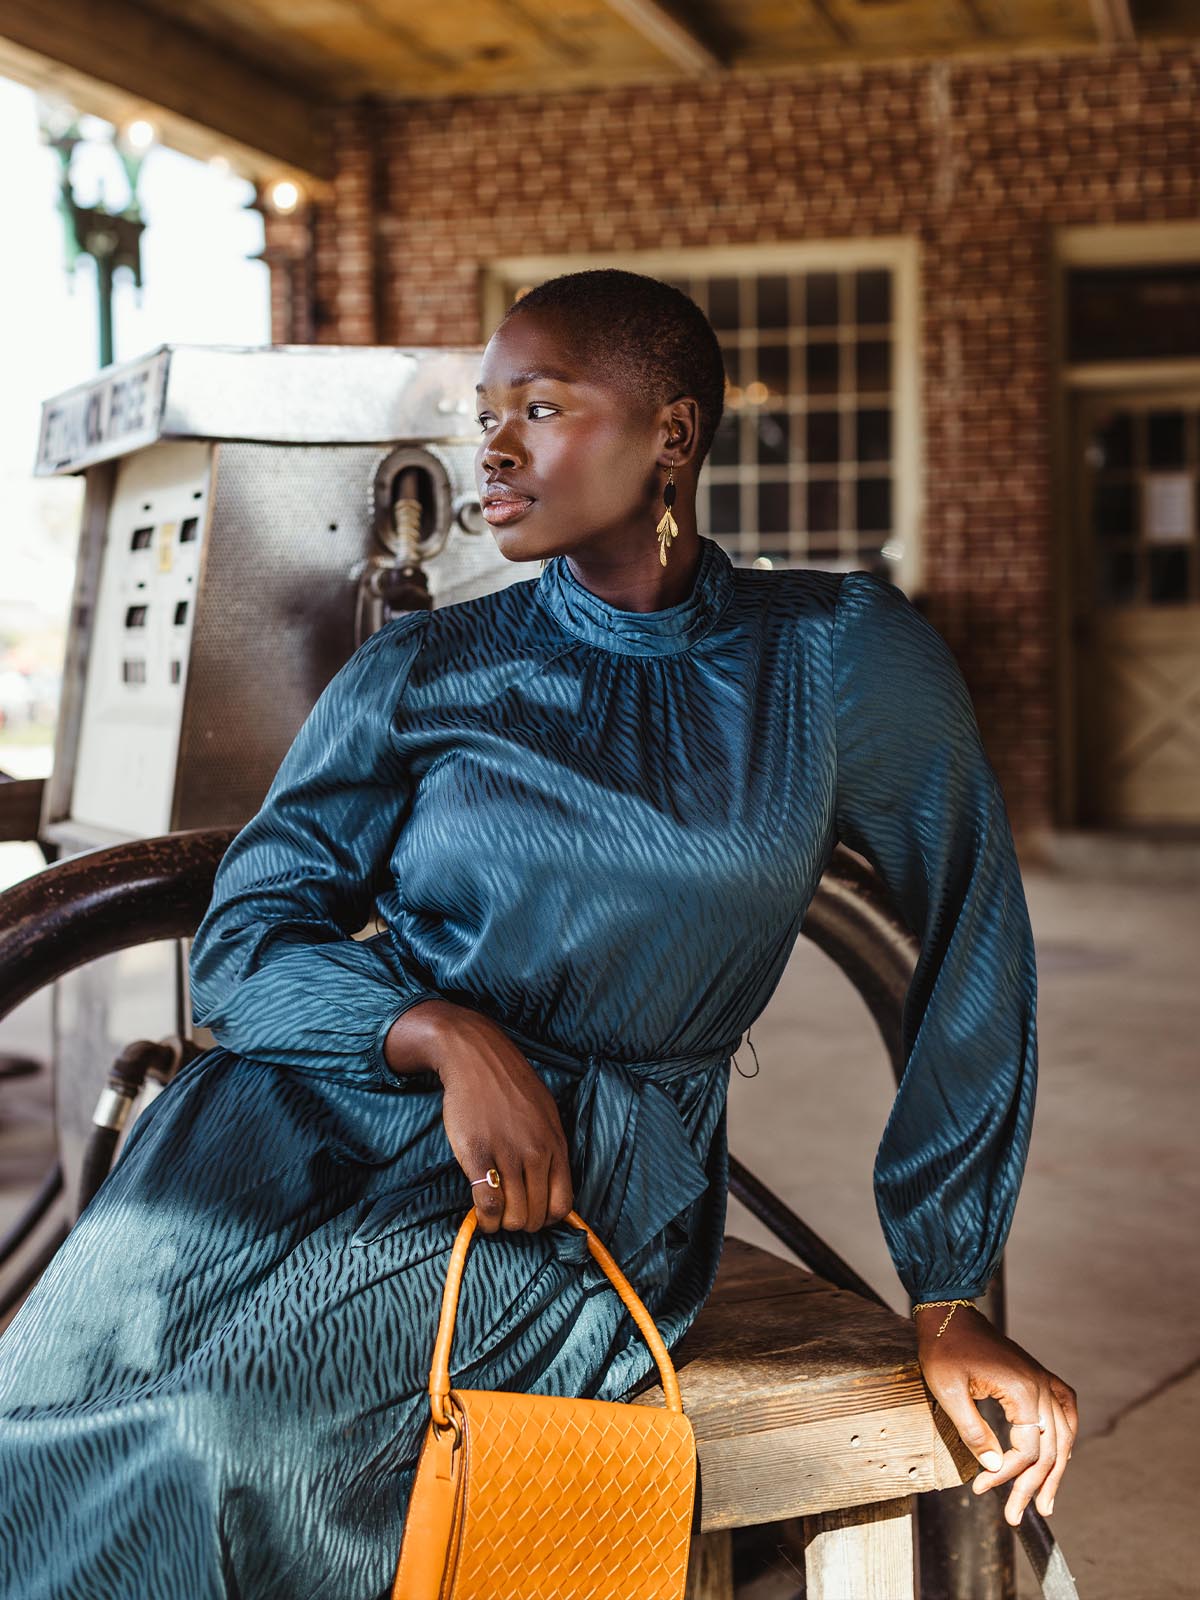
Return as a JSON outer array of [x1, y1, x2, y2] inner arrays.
[[1073, 391, 1200, 826]]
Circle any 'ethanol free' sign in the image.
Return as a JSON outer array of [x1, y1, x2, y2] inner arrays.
[[36, 350, 170, 476]]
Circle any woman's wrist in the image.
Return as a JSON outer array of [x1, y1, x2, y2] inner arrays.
[[912, 1299, 981, 1340], [383, 998, 461, 1079]]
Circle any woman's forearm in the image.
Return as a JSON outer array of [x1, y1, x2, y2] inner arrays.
[[187, 613, 436, 1089]]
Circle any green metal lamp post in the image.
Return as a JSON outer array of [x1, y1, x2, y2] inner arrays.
[[38, 104, 148, 371]]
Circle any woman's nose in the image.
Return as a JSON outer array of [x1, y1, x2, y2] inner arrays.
[[481, 422, 525, 471]]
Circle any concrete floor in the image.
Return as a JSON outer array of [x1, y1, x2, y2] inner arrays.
[[1, 836, 1197, 1596]]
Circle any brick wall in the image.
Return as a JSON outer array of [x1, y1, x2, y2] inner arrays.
[[267, 43, 1200, 837]]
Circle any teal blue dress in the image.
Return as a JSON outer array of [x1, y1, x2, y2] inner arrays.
[[0, 537, 1037, 1599]]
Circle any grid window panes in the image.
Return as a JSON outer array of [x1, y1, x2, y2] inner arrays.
[[666, 267, 898, 571], [1085, 404, 1200, 607]]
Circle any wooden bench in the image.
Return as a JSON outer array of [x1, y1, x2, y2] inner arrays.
[[631, 1237, 975, 1600]]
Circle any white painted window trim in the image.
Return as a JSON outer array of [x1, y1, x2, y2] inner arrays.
[[481, 238, 924, 596]]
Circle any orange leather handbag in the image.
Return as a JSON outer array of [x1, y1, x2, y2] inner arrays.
[[391, 1207, 698, 1600]]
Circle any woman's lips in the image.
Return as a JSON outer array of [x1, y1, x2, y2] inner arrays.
[[481, 494, 535, 526]]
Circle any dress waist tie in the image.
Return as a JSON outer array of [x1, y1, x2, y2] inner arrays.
[[497, 1021, 734, 1270]]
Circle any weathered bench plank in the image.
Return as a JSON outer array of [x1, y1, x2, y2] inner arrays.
[[683, 1529, 732, 1600], [803, 1496, 917, 1600], [631, 1236, 975, 1533]]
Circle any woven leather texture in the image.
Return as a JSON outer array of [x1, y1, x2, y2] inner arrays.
[[392, 1208, 697, 1600], [396, 1387, 696, 1600]]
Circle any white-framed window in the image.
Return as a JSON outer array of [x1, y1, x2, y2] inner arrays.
[[482, 240, 922, 592]]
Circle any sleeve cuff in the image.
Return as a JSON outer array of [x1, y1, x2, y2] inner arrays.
[[910, 1281, 990, 1305], [368, 990, 444, 1090]]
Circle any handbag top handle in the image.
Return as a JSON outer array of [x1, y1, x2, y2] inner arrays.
[[428, 1208, 685, 1428]]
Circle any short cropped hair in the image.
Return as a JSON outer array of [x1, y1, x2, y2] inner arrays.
[[503, 269, 727, 464]]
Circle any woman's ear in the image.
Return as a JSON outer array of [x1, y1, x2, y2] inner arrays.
[[657, 398, 701, 469]]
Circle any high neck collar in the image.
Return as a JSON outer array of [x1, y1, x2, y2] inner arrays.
[[534, 536, 734, 658]]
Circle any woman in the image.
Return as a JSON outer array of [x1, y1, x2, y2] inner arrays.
[[0, 269, 1075, 1597]]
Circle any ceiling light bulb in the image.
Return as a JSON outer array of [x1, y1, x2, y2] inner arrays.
[[269, 179, 301, 214], [125, 119, 155, 150]]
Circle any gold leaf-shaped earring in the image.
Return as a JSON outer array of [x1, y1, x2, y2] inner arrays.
[[656, 464, 679, 567]]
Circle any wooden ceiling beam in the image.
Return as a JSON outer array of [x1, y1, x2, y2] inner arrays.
[[0, 0, 332, 180], [956, 0, 996, 37], [1088, 0, 1137, 44], [804, 0, 854, 48], [600, 0, 724, 74]]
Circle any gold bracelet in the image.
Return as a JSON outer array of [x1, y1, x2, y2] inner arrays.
[[911, 1298, 976, 1338]]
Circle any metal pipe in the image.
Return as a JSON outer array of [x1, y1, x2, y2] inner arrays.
[[0, 827, 235, 1024], [0, 1223, 69, 1324], [77, 1038, 178, 1214], [0, 1162, 63, 1266], [728, 1154, 887, 1307]]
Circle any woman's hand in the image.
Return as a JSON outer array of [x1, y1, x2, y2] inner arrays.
[[383, 999, 575, 1235], [914, 1304, 1078, 1526]]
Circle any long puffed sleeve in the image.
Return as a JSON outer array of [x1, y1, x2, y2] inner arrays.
[[188, 610, 440, 1090], [831, 570, 1038, 1303]]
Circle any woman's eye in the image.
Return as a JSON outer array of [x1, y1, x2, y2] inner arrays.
[[476, 404, 554, 431]]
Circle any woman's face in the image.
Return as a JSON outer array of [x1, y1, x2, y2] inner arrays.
[[474, 307, 668, 567]]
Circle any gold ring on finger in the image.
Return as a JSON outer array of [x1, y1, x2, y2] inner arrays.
[[470, 1168, 502, 1189]]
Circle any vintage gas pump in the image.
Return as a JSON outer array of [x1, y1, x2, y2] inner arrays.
[[33, 343, 521, 849], [30, 343, 530, 1207]]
